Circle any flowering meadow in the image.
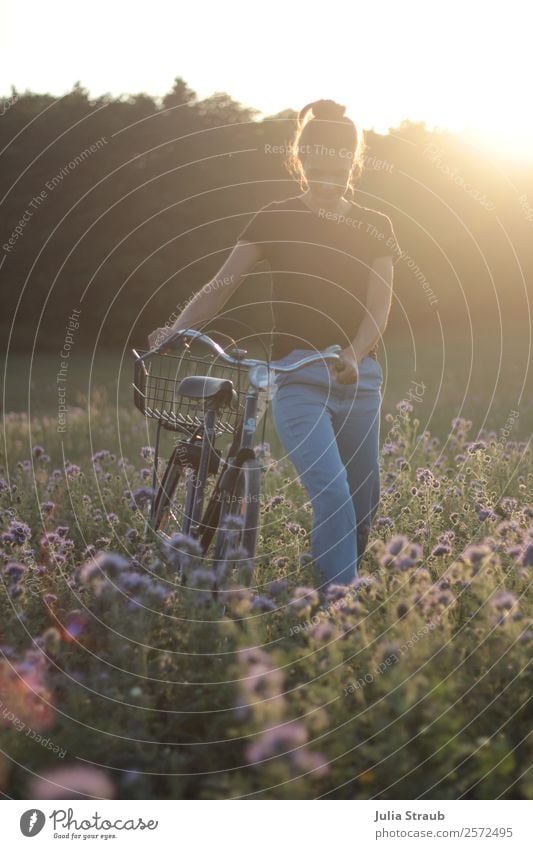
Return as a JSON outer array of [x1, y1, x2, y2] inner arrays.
[[0, 399, 531, 800]]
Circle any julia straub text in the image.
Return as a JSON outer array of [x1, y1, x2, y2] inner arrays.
[[374, 810, 445, 822]]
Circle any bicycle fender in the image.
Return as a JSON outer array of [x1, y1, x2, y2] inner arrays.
[[219, 447, 256, 492]]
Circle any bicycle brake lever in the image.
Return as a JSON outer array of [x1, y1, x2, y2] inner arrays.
[[229, 347, 248, 359]]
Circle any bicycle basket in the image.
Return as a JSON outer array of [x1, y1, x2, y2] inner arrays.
[[133, 346, 252, 436]]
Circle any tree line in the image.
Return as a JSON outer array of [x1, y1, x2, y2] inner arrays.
[[1, 78, 532, 354]]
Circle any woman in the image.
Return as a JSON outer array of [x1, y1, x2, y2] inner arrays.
[[149, 99, 400, 588]]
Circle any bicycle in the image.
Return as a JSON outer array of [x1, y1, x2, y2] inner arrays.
[[132, 329, 342, 567]]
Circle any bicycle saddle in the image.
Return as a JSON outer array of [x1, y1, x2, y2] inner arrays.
[[177, 376, 237, 408]]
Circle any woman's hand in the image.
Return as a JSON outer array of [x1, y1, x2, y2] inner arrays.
[[329, 348, 359, 384], [148, 326, 178, 350]]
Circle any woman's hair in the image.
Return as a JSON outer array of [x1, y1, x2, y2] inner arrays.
[[285, 98, 367, 197]]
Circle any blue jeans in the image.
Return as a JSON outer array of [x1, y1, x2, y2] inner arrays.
[[271, 349, 383, 587]]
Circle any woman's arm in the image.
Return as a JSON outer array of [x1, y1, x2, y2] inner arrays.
[[330, 256, 394, 384], [148, 240, 262, 348]]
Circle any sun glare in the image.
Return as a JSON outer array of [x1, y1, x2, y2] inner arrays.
[[1, 0, 531, 165]]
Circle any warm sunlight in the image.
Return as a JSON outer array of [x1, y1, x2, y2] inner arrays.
[[1, 0, 532, 163], [2, 0, 532, 821]]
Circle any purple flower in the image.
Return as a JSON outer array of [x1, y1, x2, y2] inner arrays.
[[460, 543, 492, 565], [245, 722, 308, 763], [500, 497, 519, 516], [63, 610, 90, 640], [32, 445, 45, 458], [265, 579, 289, 598], [467, 440, 487, 453], [299, 552, 314, 568], [240, 663, 284, 698], [438, 530, 455, 543], [309, 621, 335, 641], [518, 629, 533, 643], [272, 556, 289, 569], [52, 553, 66, 566], [39, 531, 61, 548], [92, 450, 111, 462], [477, 507, 497, 521], [188, 568, 217, 588], [437, 590, 454, 607], [148, 583, 170, 602], [64, 462, 81, 477], [43, 593, 57, 605], [3, 561, 26, 580], [398, 554, 420, 570], [382, 442, 398, 455], [162, 532, 203, 571], [375, 516, 394, 529], [519, 542, 533, 568], [252, 595, 276, 612], [237, 647, 272, 667], [290, 586, 319, 612], [78, 551, 130, 585], [222, 514, 244, 532], [490, 591, 518, 611], [386, 534, 410, 556], [416, 467, 436, 487], [118, 572, 152, 593], [352, 575, 375, 592], [265, 494, 285, 511], [380, 535, 422, 570], [325, 583, 351, 602], [377, 640, 402, 664], [2, 520, 31, 546], [451, 417, 472, 432], [128, 486, 155, 509], [29, 765, 115, 800], [290, 749, 330, 777]]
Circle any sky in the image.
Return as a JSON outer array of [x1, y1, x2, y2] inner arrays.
[[2, 0, 532, 163]]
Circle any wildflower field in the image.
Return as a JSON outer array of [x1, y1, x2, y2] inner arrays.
[[0, 392, 531, 800]]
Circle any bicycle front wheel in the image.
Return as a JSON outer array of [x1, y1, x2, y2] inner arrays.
[[152, 454, 198, 536], [212, 457, 262, 564], [151, 456, 183, 534]]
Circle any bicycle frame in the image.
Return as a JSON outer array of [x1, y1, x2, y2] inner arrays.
[[134, 329, 343, 542]]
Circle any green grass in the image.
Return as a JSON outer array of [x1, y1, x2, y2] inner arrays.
[[2, 327, 531, 444]]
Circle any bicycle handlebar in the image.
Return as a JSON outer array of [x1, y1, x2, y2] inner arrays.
[[145, 328, 343, 373]]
